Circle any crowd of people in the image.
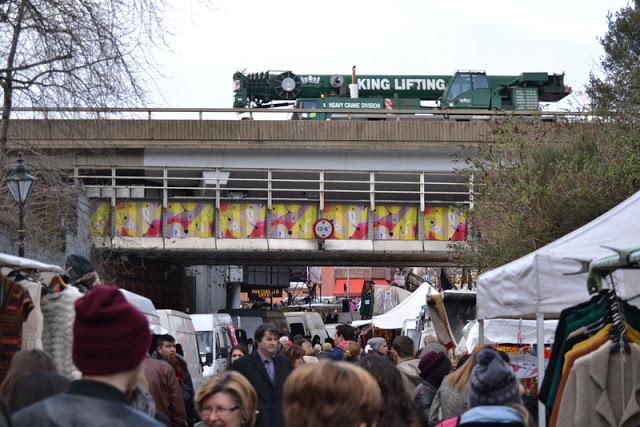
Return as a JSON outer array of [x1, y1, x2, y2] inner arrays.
[[0, 285, 539, 426]]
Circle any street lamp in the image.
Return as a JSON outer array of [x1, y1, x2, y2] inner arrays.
[[4, 152, 36, 257]]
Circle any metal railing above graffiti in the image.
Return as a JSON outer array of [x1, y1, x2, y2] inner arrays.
[[78, 166, 472, 242], [75, 166, 473, 211]]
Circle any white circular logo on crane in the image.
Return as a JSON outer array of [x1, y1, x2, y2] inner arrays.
[[313, 218, 334, 240]]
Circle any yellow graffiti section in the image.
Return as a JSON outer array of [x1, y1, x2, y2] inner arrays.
[[115, 201, 163, 237], [219, 203, 267, 238], [90, 200, 110, 237], [373, 206, 418, 240], [165, 203, 214, 238], [270, 204, 318, 239], [321, 205, 368, 239], [424, 206, 468, 241]]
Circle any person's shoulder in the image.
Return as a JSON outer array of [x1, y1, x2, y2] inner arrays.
[[124, 407, 165, 426], [233, 352, 257, 370], [12, 394, 68, 426]]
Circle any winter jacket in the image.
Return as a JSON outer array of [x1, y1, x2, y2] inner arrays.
[[414, 380, 439, 427], [12, 379, 162, 427], [557, 341, 640, 427], [143, 356, 187, 427], [428, 377, 468, 427], [458, 405, 524, 426], [327, 340, 357, 361], [398, 358, 422, 395], [233, 351, 293, 427]]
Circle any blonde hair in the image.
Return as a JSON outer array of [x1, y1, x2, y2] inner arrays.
[[284, 361, 382, 427], [447, 345, 492, 392], [195, 371, 257, 427], [343, 342, 362, 361]]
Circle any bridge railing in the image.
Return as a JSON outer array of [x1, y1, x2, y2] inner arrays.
[[7, 106, 599, 122], [76, 166, 473, 242]]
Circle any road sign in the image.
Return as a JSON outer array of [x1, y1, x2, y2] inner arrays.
[[313, 218, 334, 240]]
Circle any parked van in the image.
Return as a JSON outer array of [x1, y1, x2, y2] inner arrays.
[[158, 309, 203, 391], [284, 312, 327, 339], [191, 313, 234, 377], [119, 289, 166, 336], [220, 309, 289, 341]]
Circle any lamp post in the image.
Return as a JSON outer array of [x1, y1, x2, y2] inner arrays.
[[4, 153, 36, 257]]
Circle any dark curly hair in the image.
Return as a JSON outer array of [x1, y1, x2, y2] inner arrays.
[[358, 353, 417, 427]]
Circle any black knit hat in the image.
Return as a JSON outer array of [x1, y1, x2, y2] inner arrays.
[[468, 348, 521, 407]]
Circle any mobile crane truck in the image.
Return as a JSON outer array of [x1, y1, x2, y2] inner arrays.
[[233, 67, 571, 119]]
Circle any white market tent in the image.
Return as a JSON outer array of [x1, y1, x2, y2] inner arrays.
[[352, 282, 438, 329], [462, 319, 558, 354], [476, 189, 640, 427], [477, 189, 640, 320]]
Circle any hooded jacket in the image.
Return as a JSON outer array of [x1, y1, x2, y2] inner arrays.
[[397, 358, 422, 395]]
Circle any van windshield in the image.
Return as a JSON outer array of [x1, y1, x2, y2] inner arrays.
[[196, 331, 213, 354]]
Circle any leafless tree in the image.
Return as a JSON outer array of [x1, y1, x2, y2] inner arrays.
[[0, 0, 168, 166]]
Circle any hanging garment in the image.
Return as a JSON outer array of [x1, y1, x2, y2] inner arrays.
[[556, 341, 640, 427], [540, 294, 640, 415], [380, 287, 399, 313], [18, 278, 44, 350], [0, 275, 33, 382], [41, 286, 83, 380]]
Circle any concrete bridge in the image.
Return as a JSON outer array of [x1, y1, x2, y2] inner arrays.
[[5, 115, 534, 266]]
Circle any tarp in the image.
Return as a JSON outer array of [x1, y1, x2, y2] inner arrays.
[[0, 252, 63, 274], [353, 283, 438, 329], [462, 319, 559, 353], [477, 190, 640, 319]]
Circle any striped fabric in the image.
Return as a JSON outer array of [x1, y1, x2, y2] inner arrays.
[[0, 275, 34, 382]]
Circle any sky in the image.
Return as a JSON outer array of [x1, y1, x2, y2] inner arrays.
[[148, 0, 630, 111]]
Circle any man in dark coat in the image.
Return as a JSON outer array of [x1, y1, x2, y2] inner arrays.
[[233, 323, 293, 427], [12, 286, 162, 427]]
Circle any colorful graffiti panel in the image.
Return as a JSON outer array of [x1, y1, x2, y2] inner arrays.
[[269, 204, 318, 239], [164, 203, 214, 238], [219, 204, 266, 238], [372, 206, 418, 240], [424, 206, 468, 241], [321, 205, 368, 239], [115, 201, 162, 237], [89, 200, 111, 237]]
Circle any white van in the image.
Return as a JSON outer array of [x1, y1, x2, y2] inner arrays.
[[157, 309, 203, 391], [119, 289, 166, 336], [191, 313, 234, 377], [284, 312, 328, 339]]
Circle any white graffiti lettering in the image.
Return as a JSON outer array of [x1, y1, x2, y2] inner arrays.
[[359, 78, 447, 92]]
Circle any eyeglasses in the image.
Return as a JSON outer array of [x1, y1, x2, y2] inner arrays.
[[201, 405, 239, 417]]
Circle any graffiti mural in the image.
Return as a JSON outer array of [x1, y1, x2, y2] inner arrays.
[[270, 204, 318, 239], [372, 206, 418, 240], [321, 205, 368, 239], [89, 200, 111, 237], [424, 206, 468, 241], [115, 201, 162, 237], [219, 203, 266, 238], [164, 203, 214, 238]]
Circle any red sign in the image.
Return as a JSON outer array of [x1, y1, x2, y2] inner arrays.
[[313, 218, 334, 240]]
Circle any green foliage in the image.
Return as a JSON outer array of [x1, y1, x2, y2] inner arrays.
[[454, 2, 640, 271], [587, 0, 640, 116], [453, 119, 640, 270]]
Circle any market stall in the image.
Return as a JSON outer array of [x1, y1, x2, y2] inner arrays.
[[476, 189, 640, 426]]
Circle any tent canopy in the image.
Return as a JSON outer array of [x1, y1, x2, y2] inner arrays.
[[353, 283, 438, 329], [461, 319, 559, 353], [477, 190, 640, 319]]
